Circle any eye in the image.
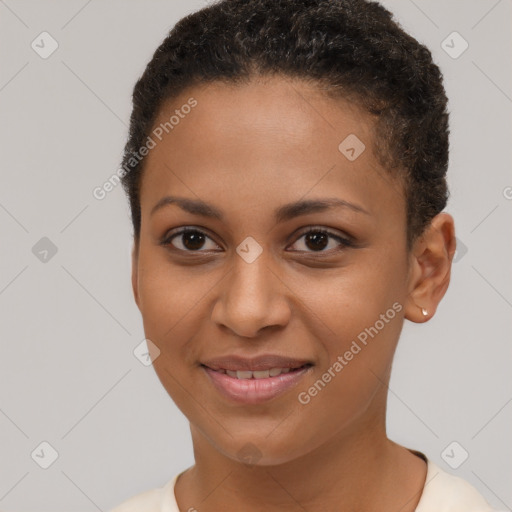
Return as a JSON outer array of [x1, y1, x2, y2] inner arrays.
[[288, 227, 353, 253], [161, 227, 221, 253], [161, 226, 354, 255]]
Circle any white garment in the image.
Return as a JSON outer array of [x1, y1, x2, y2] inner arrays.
[[109, 457, 499, 512]]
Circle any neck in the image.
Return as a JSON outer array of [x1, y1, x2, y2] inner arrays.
[[175, 403, 427, 512]]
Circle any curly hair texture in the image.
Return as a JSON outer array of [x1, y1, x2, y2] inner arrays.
[[120, 0, 450, 250]]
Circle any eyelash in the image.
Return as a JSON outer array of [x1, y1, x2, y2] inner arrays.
[[160, 226, 354, 255]]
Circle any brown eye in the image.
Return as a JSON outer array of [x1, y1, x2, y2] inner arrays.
[[304, 231, 329, 251], [162, 228, 220, 252], [289, 227, 353, 253]]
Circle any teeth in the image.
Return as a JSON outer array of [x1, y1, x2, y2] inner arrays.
[[220, 367, 298, 379], [253, 370, 270, 379], [236, 370, 253, 380]]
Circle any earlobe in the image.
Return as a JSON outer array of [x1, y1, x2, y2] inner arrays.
[[404, 212, 456, 323]]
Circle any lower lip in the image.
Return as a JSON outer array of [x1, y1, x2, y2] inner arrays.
[[202, 365, 313, 405]]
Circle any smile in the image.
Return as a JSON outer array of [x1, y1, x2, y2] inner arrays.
[[210, 366, 301, 379], [201, 364, 313, 404]]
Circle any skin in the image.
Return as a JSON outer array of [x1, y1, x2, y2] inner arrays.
[[131, 75, 456, 512]]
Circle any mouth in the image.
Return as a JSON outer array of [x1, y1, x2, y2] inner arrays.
[[200, 361, 314, 404], [201, 363, 312, 379]]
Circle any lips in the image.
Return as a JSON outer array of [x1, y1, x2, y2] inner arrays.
[[212, 366, 313, 380], [200, 354, 313, 404], [201, 354, 312, 372], [203, 365, 313, 404]]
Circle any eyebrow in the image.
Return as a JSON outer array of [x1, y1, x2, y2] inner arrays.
[[150, 195, 370, 222]]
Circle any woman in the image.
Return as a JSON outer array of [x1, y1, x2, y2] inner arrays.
[[109, 0, 497, 510]]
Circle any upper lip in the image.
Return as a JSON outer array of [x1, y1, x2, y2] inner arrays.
[[201, 354, 313, 372]]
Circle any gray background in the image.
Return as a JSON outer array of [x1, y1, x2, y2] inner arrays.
[[0, 0, 511, 510]]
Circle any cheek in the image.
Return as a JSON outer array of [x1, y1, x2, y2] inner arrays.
[[137, 249, 205, 332], [293, 311, 402, 450], [137, 263, 206, 417], [300, 251, 405, 341], [295, 258, 405, 415], [135, 253, 209, 377]]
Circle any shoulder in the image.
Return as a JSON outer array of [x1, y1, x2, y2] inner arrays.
[[108, 487, 163, 512], [107, 475, 178, 512], [416, 459, 497, 512]]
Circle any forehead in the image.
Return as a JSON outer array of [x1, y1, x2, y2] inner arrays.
[[139, 75, 405, 226], [150, 75, 374, 162]]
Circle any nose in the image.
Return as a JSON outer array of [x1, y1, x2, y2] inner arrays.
[[211, 252, 291, 338]]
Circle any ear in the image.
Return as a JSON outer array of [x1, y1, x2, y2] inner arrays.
[[131, 240, 141, 310], [404, 212, 456, 323]]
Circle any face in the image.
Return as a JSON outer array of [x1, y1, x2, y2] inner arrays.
[[132, 75, 413, 466]]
